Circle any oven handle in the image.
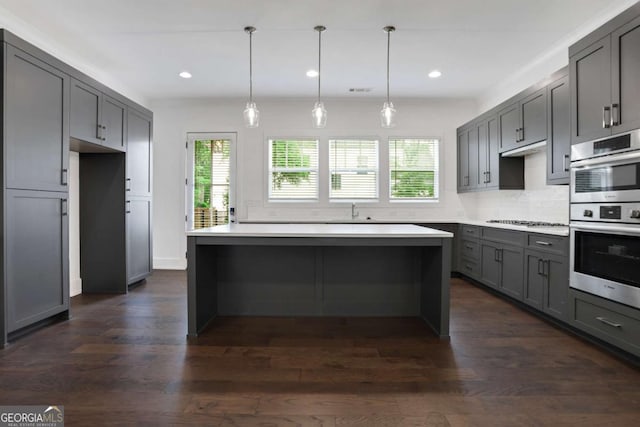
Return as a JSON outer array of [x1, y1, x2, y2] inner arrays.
[[571, 149, 640, 169], [571, 222, 640, 236]]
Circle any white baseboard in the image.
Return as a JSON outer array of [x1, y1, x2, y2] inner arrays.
[[153, 257, 187, 270], [70, 277, 82, 297]]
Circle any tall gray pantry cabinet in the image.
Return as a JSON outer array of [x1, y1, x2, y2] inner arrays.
[[1, 30, 153, 346]]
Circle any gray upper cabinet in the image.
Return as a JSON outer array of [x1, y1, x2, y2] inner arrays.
[[570, 36, 612, 144], [468, 125, 480, 189], [457, 129, 468, 192], [499, 89, 547, 153], [101, 96, 127, 151], [547, 74, 570, 184], [519, 88, 547, 146], [570, 9, 640, 143], [5, 190, 69, 333], [611, 14, 640, 135], [498, 102, 520, 152], [126, 109, 153, 197], [70, 78, 126, 152], [5, 45, 69, 192]]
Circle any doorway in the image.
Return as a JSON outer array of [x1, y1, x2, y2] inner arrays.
[[186, 133, 237, 230]]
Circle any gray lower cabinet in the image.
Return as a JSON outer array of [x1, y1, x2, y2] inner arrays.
[[569, 289, 640, 357], [480, 241, 524, 299], [546, 74, 570, 184], [70, 79, 126, 152], [5, 190, 69, 333], [127, 197, 152, 284], [524, 249, 569, 321], [5, 44, 69, 192]]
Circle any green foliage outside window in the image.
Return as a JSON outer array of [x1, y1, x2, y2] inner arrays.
[[194, 139, 229, 209], [271, 140, 312, 189]]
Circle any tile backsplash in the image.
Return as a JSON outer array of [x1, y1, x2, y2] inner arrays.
[[463, 150, 570, 224]]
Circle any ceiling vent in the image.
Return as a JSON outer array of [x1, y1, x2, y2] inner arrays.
[[348, 88, 373, 93]]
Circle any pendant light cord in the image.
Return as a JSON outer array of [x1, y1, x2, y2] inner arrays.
[[315, 26, 325, 103], [245, 26, 256, 104], [386, 29, 390, 104], [383, 26, 395, 105]]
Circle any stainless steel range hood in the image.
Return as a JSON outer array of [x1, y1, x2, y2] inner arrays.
[[501, 140, 547, 157]]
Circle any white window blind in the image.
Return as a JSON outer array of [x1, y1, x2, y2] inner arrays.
[[329, 139, 379, 200], [389, 138, 439, 200], [269, 139, 319, 200]]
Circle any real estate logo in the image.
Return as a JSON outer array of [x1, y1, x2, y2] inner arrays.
[[0, 405, 64, 427]]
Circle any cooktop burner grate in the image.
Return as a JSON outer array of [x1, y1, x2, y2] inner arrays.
[[486, 220, 567, 227]]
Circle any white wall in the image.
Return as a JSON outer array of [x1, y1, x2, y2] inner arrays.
[[151, 97, 478, 269]]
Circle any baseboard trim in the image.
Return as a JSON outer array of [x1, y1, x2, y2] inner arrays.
[[153, 257, 187, 270]]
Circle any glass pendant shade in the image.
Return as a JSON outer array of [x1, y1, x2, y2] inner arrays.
[[244, 101, 259, 128], [380, 101, 396, 128], [312, 101, 327, 128]]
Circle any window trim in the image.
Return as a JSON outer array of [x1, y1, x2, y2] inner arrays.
[[388, 137, 440, 202], [328, 137, 380, 201], [267, 137, 320, 202]]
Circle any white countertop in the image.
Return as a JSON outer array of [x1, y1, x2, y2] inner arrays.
[[187, 223, 454, 238], [238, 219, 570, 237]]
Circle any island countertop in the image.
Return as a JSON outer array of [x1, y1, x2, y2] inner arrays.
[[187, 223, 454, 238]]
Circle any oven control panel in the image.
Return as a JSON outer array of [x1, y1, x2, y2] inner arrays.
[[571, 202, 640, 223]]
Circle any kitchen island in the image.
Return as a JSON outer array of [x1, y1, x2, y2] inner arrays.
[[187, 223, 453, 338]]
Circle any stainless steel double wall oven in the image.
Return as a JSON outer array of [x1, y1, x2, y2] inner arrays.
[[570, 130, 640, 310]]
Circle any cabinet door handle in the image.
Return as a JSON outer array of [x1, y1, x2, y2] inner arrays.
[[465, 264, 472, 271], [465, 176, 469, 186], [465, 244, 473, 250], [603, 106, 611, 129], [465, 229, 474, 234], [537, 259, 543, 275], [126, 178, 132, 191], [515, 128, 520, 142], [535, 241, 552, 246], [61, 199, 68, 216], [611, 103, 619, 126], [126, 200, 131, 214], [596, 316, 622, 328], [563, 154, 570, 172], [61, 168, 68, 186], [485, 171, 491, 184], [520, 127, 524, 142]]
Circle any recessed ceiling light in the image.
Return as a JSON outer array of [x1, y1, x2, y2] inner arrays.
[[428, 70, 442, 79], [179, 71, 192, 79], [306, 69, 319, 78]]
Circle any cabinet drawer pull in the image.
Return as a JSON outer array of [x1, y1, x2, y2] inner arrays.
[[563, 154, 569, 172], [596, 316, 622, 328], [126, 200, 131, 214], [465, 264, 473, 271], [466, 229, 474, 234], [465, 244, 473, 250], [61, 199, 68, 216], [603, 106, 611, 129], [61, 168, 68, 186], [126, 178, 132, 191], [535, 241, 552, 246], [611, 103, 619, 126]]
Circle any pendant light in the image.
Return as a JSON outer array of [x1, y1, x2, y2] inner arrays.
[[381, 26, 396, 128], [243, 26, 259, 128], [312, 25, 327, 128]]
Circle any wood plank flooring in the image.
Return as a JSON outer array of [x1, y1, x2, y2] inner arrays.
[[1, 271, 639, 426]]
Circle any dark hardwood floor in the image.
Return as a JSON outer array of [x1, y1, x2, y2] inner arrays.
[[1, 271, 639, 426]]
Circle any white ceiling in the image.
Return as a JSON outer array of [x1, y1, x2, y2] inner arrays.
[[0, 0, 634, 101]]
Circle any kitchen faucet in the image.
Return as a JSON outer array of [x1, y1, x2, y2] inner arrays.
[[351, 202, 359, 220]]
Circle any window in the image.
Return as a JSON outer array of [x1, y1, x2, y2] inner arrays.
[[269, 139, 319, 200], [186, 133, 235, 230], [389, 138, 439, 200], [329, 139, 379, 200]]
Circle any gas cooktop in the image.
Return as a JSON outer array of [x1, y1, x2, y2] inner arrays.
[[486, 220, 567, 227]]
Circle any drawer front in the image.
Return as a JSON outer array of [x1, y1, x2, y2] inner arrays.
[[481, 227, 526, 246], [459, 258, 480, 279], [461, 225, 480, 239], [460, 239, 480, 261], [527, 233, 568, 255], [571, 291, 640, 356]]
